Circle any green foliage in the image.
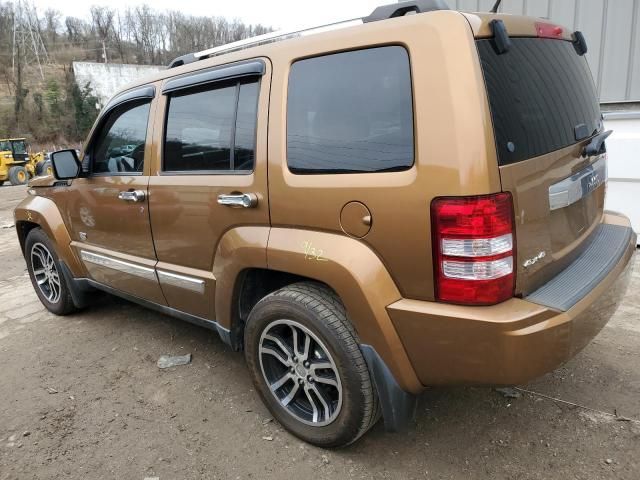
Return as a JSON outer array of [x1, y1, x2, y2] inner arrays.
[[0, 67, 99, 145], [45, 79, 63, 119], [68, 77, 99, 139]]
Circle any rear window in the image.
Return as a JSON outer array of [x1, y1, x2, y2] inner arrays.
[[287, 46, 414, 174], [477, 38, 601, 166], [163, 80, 259, 173]]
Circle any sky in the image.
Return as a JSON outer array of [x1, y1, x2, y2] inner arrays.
[[32, 0, 386, 31]]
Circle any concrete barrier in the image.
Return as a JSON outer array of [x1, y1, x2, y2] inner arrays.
[[72, 62, 165, 107]]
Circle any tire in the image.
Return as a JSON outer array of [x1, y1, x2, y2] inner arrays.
[[244, 282, 379, 447], [36, 160, 52, 176], [25, 228, 77, 315], [8, 165, 28, 185], [0, 181, 4, 186]]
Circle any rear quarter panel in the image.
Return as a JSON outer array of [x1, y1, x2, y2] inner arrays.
[[266, 11, 501, 302]]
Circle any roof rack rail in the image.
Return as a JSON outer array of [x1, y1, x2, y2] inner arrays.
[[168, 18, 362, 68], [167, 0, 450, 68]]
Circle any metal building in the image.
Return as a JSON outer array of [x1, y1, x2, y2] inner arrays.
[[450, 0, 640, 104]]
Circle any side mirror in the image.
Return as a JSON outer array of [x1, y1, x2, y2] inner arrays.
[[50, 149, 81, 180]]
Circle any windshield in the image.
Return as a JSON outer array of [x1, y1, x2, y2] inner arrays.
[[477, 37, 601, 165], [11, 140, 27, 155]]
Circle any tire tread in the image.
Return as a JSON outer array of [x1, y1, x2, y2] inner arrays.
[[266, 281, 380, 445]]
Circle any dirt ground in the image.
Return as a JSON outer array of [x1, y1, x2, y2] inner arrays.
[[0, 184, 638, 480]]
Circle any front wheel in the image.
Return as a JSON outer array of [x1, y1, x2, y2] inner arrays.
[[25, 228, 77, 315], [8, 165, 28, 185], [244, 282, 379, 447]]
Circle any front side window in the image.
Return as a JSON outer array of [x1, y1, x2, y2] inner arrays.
[[91, 101, 151, 174], [163, 79, 259, 172], [287, 46, 414, 174]]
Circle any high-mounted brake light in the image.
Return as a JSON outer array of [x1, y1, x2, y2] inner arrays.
[[431, 193, 515, 305], [536, 22, 563, 39]]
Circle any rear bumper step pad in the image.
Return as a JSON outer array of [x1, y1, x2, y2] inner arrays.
[[525, 223, 634, 311]]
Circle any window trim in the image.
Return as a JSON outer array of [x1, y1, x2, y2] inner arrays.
[[86, 98, 153, 177], [285, 45, 416, 175], [162, 59, 264, 95], [161, 77, 261, 175], [84, 85, 155, 177]]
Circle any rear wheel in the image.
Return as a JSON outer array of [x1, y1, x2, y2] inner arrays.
[[8, 166, 28, 185], [25, 228, 77, 315], [244, 282, 379, 447]]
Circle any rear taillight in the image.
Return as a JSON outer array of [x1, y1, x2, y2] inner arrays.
[[431, 193, 515, 305]]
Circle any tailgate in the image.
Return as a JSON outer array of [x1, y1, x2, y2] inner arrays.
[[476, 35, 606, 296]]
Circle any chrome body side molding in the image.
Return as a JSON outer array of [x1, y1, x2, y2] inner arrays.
[[80, 250, 157, 282], [548, 155, 607, 211], [80, 250, 208, 295], [157, 270, 206, 294]]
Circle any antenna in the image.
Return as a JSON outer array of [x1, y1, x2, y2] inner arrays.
[[490, 0, 503, 13], [12, 0, 49, 80]]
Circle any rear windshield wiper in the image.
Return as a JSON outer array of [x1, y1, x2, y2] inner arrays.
[[583, 130, 612, 157]]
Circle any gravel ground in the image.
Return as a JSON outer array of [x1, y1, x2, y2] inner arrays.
[[0, 184, 638, 480]]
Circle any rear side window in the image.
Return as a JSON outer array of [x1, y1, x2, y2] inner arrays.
[[287, 46, 414, 174], [477, 38, 601, 166], [164, 80, 259, 172]]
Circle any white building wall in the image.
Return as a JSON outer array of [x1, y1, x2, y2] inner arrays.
[[603, 112, 640, 242], [72, 62, 165, 107]]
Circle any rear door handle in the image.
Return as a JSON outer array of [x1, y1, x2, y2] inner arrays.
[[118, 190, 146, 202], [217, 193, 258, 208]]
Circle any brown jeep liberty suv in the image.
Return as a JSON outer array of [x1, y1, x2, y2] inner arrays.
[[14, 0, 636, 447]]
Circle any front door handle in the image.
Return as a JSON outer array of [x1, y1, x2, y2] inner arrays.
[[217, 193, 258, 208], [118, 190, 146, 202]]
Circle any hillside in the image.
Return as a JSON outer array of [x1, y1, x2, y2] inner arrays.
[[0, 2, 271, 151]]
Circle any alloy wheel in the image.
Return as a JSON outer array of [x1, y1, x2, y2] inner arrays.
[[30, 242, 61, 304], [259, 319, 342, 426]]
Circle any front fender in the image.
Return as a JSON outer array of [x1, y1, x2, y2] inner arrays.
[[267, 228, 422, 394], [14, 195, 85, 276]]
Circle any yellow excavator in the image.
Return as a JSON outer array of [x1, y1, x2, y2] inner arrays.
[[0, 138, 52, 186]]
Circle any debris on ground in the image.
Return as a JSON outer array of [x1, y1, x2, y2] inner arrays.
[[157, 354, 192, 369], [262, 436, 273, 441], [495, 387, 522, 399], [45, 387, 58, 394], [605, 458, 613, 465]]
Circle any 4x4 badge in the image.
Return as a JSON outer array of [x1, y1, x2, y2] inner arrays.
[[523, 251, 546, 268]]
